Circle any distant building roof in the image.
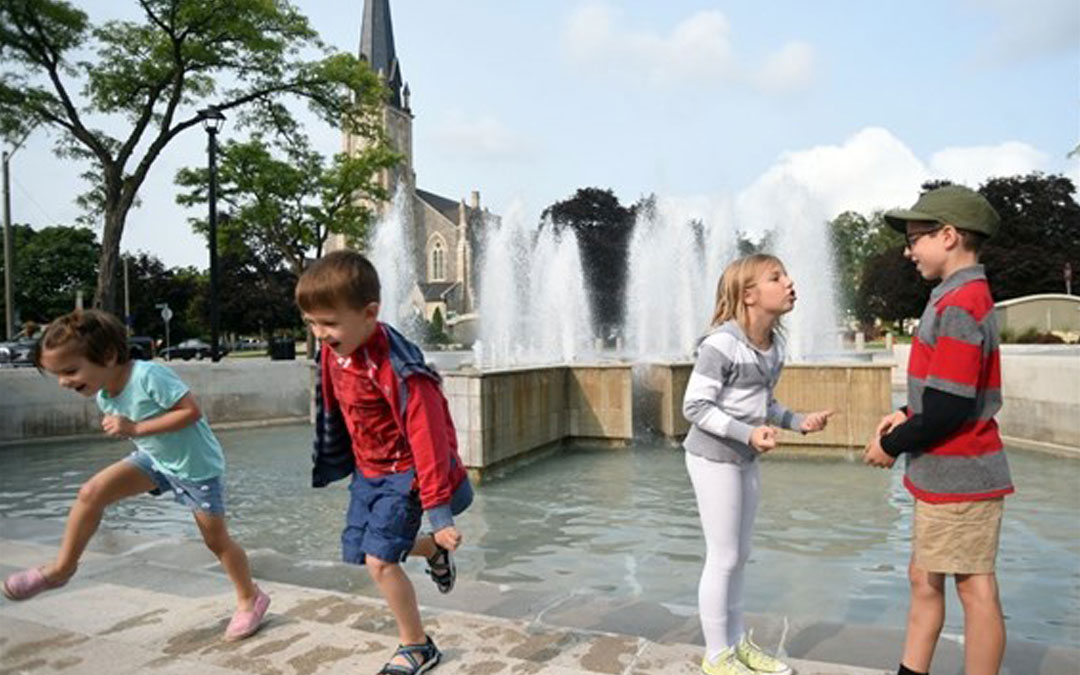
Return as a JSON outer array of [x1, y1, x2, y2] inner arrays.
[[995, 293, 1080, 309], [416, 188, 469, 224], [418, 281, 459, 301]]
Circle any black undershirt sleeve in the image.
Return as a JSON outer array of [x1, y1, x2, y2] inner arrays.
[[880, 388, 976, 457]]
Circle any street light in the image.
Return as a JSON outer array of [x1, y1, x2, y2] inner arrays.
[[198, 105, 225, 362]]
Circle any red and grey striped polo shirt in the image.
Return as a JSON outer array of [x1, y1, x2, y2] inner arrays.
[[904, 264, 1014, 503]]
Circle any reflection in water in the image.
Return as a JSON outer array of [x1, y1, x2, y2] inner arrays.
[[0, 425, 1076, 648]]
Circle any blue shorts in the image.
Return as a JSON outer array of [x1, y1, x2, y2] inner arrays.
[[125, 450, 226, 516], [342, 469, 473, 566]]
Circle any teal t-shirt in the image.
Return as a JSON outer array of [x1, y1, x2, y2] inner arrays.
[[96, 360, 225, 481]]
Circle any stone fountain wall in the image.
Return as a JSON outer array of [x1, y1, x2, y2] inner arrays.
[[634, 361, 893, 450], [443, 364, 632, 479]]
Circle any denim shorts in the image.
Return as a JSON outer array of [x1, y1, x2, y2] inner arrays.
[[342, 469, 473, 566], [125, 450, 226, 516]]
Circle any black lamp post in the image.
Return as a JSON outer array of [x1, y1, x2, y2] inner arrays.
[[199, 105, 225, 362]]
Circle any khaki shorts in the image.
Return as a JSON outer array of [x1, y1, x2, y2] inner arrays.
[[913, 497, 1004, 574]]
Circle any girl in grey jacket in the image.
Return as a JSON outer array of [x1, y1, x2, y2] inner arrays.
[[683, 254, 832, 675]]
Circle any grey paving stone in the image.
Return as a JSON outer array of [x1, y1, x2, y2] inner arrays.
[[0, 526, 1075, 675]]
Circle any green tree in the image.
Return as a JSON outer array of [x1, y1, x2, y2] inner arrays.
[[175, 134, 397, 276], [855, 245, 933, 324], [0, 0, 387, 312], [828, 210, 902, 316], [978, 173, 1080, 300], [542, 187, 636, 334], [118, 252, 204, 342], [424, 306, 450, 345], [198, 225, 300, 336], [852, 172, 1079, 324], [0, 224, 99, 323]]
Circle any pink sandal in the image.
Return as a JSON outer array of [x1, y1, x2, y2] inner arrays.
[[223, 587, 271, 641], [2, 568, 70, 601]]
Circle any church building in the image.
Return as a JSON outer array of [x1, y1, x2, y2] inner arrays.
[[330, 0, 492, 329]]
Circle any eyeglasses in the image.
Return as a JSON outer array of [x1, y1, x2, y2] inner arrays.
[[904, 227, 941, 249]]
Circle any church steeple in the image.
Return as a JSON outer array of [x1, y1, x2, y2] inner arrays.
[[360, 0, 405, 109]]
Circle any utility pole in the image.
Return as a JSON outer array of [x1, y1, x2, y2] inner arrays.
[[2, 127, 34, 340], [123, 255, 132, 336]]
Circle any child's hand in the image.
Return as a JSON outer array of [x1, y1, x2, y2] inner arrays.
[[434, 526, 462, 552], [875, 410, 907, 438], [102, 415, 137, 438], [749, 426, 777, 453], [863, 436, 895, 468], [800, 410, 833, 433]]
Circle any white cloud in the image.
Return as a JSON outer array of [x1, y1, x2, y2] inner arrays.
[[970, 0, 1080, 62], [562, 2, 815, 94], [929, 142, 1048, 186], [755, 41, 816, 95], [737, 127, 1053, 220], [430, 111, 534, 162]]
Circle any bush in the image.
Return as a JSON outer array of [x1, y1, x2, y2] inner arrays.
[[1010, 327, 1065, 344], [424, 308, 451, 345]]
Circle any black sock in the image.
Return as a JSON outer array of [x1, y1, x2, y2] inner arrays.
[[898, 664, 928, 675]]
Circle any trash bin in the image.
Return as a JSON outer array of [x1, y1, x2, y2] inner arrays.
[[268, 336, 296, 360]]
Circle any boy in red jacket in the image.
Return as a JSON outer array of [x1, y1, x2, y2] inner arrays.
[[297, 250, 472, 675]]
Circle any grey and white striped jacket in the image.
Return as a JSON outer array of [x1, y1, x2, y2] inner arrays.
[[682, 320, 804, 464]]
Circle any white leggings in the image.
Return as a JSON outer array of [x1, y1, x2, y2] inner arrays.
[[685, 451, 761, 659]]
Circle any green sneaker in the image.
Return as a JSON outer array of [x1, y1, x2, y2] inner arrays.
[[734, 632, 792, 674], [702, 646, 756, 675]]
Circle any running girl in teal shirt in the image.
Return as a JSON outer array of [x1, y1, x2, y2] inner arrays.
[[2, 310, 269, 642]]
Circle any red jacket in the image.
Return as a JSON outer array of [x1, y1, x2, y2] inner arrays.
[[320, 324, 467, 513]]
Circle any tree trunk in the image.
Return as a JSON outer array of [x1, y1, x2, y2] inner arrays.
[[294, 256, 316, 359], [94, 206, 126, 314]]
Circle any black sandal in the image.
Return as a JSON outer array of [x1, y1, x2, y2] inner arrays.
[[425, 545, 456, 594], [377, 635, 441, 674]]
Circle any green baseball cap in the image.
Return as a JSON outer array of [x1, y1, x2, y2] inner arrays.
[[884, 185, 1000, 237]]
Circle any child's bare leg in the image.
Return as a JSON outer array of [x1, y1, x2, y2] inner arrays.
[[193, 512, 258, 611], [366, 554, 427, 665], [955, 572, 1005, 675], [900, 559, 946, 672], [44, 460, 156, 581]]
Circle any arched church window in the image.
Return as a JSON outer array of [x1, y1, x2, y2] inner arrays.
[[431, 240, 445, 281]]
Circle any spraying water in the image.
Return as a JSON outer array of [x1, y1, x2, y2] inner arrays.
[[368, 186, 419, 335], [371, 183, 839, 367], [737, 178, 840, 360], [624, 190, 839, 361], [624, 197, 739, 359], [474, 201, 594, 367]]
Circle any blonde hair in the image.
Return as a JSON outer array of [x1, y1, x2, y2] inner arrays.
[[709, 253, 786, 332]]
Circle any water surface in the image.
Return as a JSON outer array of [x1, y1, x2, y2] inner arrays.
[[1, 425, 1076, 648]]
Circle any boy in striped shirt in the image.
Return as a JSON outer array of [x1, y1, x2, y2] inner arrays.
[[865, 185, 1013, 675]]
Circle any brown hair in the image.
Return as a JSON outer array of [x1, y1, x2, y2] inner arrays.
[[956, 227, 987, 254], [295, 250, 381, 313], [709, 253, 786, 332], [33, 310, 129, 368]]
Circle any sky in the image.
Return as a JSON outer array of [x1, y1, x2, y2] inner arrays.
[[7, 0, 1080, 269]]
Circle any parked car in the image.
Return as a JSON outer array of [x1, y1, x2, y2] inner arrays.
[[159, 338, 228, 361], [229, 337, 268, 352], [127, 336, 155, 360], [0, 337, 37, 367], [0, 334, 155, 367]]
